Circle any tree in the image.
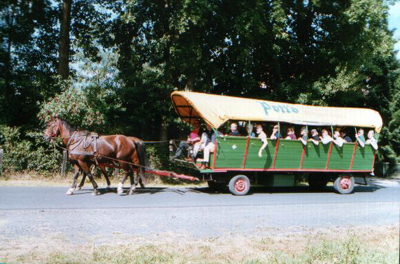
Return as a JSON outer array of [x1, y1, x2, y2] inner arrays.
[[58, 0, 72, 79]]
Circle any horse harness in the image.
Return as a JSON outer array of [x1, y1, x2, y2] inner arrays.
[[67, 131, 99, 156]]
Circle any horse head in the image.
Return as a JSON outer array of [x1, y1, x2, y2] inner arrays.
[[43, 116, 62, 142]]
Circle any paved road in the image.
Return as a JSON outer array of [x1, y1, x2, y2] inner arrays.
[[0, 178, 399, 240]]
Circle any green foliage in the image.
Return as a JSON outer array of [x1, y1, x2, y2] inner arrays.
[[0, 0, 399, 175], [0, 0, 60, 128], [38, 78, 105, 130], [0, 126, 61, 174]]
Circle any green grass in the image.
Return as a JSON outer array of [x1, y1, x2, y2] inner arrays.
[[3, 228, 398, 264]]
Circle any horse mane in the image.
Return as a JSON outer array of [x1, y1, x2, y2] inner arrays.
[[61, 119, 76, 133]]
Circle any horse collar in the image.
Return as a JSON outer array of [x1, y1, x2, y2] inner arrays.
[[67, 131, 77, 148]]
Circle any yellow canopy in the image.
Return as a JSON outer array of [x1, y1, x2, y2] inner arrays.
[[171, 91, 383, 133]]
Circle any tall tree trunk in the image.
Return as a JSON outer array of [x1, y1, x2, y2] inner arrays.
[[159, 120, 168, 142], [185, 73, 195, 91], [3, 7, 15, 125], [58, 0, 72, 79]]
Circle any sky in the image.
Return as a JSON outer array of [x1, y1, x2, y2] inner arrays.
[[388, 2, 400, 58]]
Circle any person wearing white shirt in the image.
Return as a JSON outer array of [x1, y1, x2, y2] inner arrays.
[[256, 124, 268, 158], [333, 130, 346, 147], [356, 128, 366, 147], [366, 130, 378, 150], [320, 129, 333, 145]]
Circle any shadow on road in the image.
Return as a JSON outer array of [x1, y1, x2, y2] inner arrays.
[[75, 179, 387, 196]]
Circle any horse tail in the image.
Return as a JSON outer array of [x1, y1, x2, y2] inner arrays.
[[135, 139, 149, 173]]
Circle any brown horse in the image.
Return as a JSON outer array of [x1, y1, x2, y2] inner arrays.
[[43, 117, 147, 195], [76, 137, 146, 191]]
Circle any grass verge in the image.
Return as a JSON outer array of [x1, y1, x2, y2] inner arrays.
[[1, 226, 398, 264]]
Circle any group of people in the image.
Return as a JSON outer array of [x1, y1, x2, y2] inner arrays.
[[253, 125, 378, 157], [171, 120, 221, 169], [172, 120, 378, 169]]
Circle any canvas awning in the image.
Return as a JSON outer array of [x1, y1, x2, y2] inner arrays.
[[171, 91, 383, 132]]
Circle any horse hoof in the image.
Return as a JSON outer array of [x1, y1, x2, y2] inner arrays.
[[140, 183, 145, 189], [106, 186, 111, 190], [92, 190, 99, 196], [66, 188, 74, 195], [117, 188, 124, 196], [77, 186, 82, 191]]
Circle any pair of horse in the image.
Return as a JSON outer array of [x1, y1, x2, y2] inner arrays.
[[43, 117, 147, 195]]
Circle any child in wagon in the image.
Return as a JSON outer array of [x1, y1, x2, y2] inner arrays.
[[309, 129, 320, 145], [270, 124, 282, 139], [366, 130, 378, 150], [285, 127, 296, 140], [320, 129, 333, 145], [333, 130, 346, 147], [298, 126, 308, 145], [355, 128, 366, 147], [256, 124, 268, 158]]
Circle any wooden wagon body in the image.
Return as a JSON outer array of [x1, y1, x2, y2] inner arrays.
[[208, 137, 375, 172]]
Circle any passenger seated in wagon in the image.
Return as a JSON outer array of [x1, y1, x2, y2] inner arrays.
[[356, 128, 366, 147], [256, 124, 268, 158], [171, 119, 201, 161], [227, 123, 241, 136], [340, 130, 352, 142], [366, 130, 378, 150], [269, 124, 282, 139], [246, 122, 256, 137], [309, 129, 320, 145], [285, 127, 296, 140], [320, 129, 333, 144], [333, 130, 346, 147], [298, 126, 308, 145], [197, 124, 222, 169]]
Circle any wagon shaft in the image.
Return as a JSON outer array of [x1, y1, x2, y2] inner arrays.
[[145, 170, 199, 181]]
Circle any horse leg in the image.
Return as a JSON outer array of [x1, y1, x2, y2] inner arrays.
[[117, 167, 129, 195], [139, 168, 145, 189], [128, 170, 136, 195], [99, 164, 111, 190], [134, 171, 139, 187], [78, 161, 99, 196], [66, 165, 80, 195], [77, 170, 86, 190], [133, 169, 144, 189]]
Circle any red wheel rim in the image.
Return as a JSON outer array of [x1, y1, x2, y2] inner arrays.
[[339, 177, 351, 190], [234, 178, 247, 193]]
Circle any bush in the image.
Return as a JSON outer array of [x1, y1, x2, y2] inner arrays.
[[0, 126, 62, 175]]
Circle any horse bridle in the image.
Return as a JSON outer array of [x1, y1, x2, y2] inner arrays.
[[49, 119, 62, 138]]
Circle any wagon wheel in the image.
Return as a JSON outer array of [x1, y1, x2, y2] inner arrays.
[[333, 175, 355, 194], [207, 181, 226, 192], [228, 175, 250, 196], [308, 174, 329, 190]]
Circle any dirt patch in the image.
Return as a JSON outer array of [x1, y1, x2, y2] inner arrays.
[[1, 225, 398, 264]]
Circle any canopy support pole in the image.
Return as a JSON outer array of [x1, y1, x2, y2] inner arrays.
[[242, 136, 250, 169], [325, 142, 334, 170], [349, 142, 358, 170], [278, 122, 280, 138]]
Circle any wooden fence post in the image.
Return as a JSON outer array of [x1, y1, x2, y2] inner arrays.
[[61, 150, 67, 177], [0, 149, 3, 176]]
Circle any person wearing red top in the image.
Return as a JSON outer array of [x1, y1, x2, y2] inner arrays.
[[171, 120, 201, 160], [285, 127, 296, 140]]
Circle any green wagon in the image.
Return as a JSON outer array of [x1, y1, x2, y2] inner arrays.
[[171, 91, 382, 195]]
